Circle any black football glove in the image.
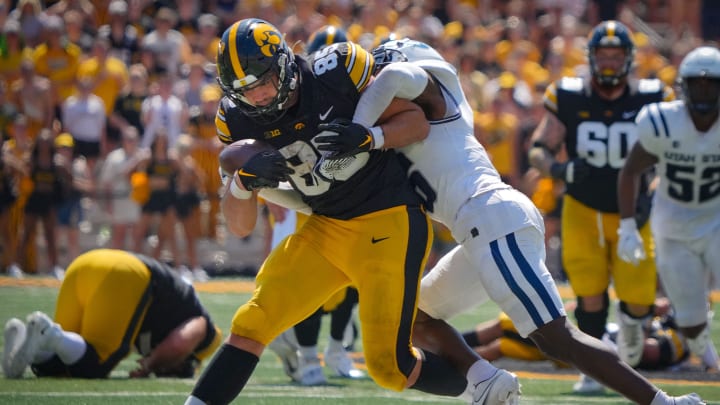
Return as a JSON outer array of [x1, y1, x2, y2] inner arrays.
[[315, 118, 376, 159], [236, 151, 294, 190], [549, 158, 590, 184]]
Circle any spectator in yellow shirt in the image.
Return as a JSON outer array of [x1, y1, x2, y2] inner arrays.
[[31, 15, 81, 105], [76, 36, 129, 117], [474, 96, 521, 187]]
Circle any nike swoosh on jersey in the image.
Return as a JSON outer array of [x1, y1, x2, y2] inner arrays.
[[319, 106, 334, 121], [237, 169, 257, 177], [371, 236, 389, 244]]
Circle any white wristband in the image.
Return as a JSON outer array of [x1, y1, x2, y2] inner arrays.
[[369, 126, 385, 149], [229, 179, 253, 199], [619, 217, 638, 232]]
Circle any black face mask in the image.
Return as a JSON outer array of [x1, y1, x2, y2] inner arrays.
[[683, 77, 720, 115]]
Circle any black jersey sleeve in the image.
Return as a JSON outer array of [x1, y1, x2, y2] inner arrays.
[[309, 42, 375, 96]]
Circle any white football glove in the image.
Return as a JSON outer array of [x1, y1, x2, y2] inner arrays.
[[617, 218, 646, 266]]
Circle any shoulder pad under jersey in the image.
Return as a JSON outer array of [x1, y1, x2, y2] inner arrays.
[[636, 78, 662, 94], [557, 77, 584, 92], [543, 77, 584, 113], [310, 41, 374, 93], [634, 78, 675, 101]]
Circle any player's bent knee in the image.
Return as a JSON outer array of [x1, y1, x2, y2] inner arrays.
[[230, 303, 274, 344], [364, 343, 417, 392], [529, 317, 575, 361], [366, 361, 409, 392]]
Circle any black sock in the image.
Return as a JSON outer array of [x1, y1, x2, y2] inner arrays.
[[191, 344, 259, 404], [66, 345, 110, 378], [410, 349, 467, 397], [294, 309, 322, 346], [462, 331, 481, 348], [329, 289, 357, 340], [575, 295, 609, 340]]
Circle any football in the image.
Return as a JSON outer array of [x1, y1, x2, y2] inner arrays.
[[219, 138, 278, 175]]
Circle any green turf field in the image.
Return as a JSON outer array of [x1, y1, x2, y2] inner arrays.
[[1, 282, 718, 404]]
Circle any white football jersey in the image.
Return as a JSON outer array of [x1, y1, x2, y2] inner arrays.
[[636, 100, 720, 240], [394, 59, 513, 242]]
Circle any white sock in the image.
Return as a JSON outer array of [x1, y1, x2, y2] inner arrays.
[[298, 345, 319, 362], [326, 338, 344, 353], [650, 390, 671, 405], [467, 358, 498, 384], [54, 331, 87, 364], [702, 340, 720, 369], [184, 395, 206, 405]]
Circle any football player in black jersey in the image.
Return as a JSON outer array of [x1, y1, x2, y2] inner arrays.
[[264, 24, 364, 386], [185, 19, 482, 405], [529, 20, 675, 392], [462, 298, 689, 371], [2, 249, 222, 379]]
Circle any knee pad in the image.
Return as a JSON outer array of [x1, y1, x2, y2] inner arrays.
[[365, 345, 418, 392], [231, 303, 271, 343], [574, 295, 609, 340], [366, 361, 409, 392]]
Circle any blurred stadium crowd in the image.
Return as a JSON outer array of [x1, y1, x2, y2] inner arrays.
[[0, 0, 719, 282]]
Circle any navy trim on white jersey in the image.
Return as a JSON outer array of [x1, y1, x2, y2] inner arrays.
[[428, 73, 462, 125], [430, 113, 462, 125], [648, 103, 661, 137], [490, 233, 562, 329], [649, 103, 671, 138]]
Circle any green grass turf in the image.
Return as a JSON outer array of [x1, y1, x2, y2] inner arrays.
[[0, 284, 718, 404]]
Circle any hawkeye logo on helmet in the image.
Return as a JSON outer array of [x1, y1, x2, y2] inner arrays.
[[253, 24, 282, 57], [219, 41, 225, 55]]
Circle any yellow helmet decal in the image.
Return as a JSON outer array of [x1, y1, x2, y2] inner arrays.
[[228, 23, 246, 81], [253, 23, 283, 57], [606, 21, 616, 38]]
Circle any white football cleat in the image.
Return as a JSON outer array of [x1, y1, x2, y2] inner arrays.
[[4, 312, 60, 379], [7, 263, 24, 279], [296, 355, 326, 386], [471, 369, 521, 405], [52, 266, 65, 281], [323, 347, 365, 379], [192, 267, 209, 283], [670, 393, 706, 405], [267, 329, 300, 381], [2, 318, 27, 378], [572, 373, 605, 394]]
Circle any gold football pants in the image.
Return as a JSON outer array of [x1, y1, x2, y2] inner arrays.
[[231, 205, 431, 391], [561, 195, 656, 305], [54, 250, 152, 362]]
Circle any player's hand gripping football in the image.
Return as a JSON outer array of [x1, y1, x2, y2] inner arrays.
[[316, 118, 376, 159], [549, 158, 590, 184], [617, 218, 646, 266], [236, 151, 294, 191]]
